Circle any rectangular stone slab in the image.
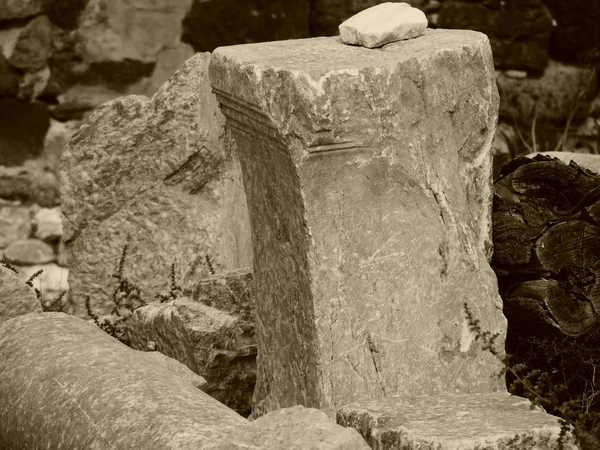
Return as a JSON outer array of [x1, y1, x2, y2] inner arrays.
[[337, 392, 578, 449], [210, 29, 507, 417]]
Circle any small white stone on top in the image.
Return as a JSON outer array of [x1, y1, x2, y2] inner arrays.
[[339, 2, 428, 49]]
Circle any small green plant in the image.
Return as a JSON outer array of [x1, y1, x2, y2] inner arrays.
[[464, 302, 600, 449]]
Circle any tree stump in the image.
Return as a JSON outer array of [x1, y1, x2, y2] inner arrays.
[[493, 154, 600, 338]]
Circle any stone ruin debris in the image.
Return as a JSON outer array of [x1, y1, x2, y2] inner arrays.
[[0, 21, 582, 450], [339, 2, 427, 48]]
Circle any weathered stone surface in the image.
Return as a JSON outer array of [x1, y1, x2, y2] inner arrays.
[[3, 239, 55, 265], [0, 313, 248, 449], [61, 52, 252, 318], [138, 349, 208, 391], [210, 30, 506, 417], [0, 99, 49, 167], [213, 406, 370, 450], [337, 392, 578, 449], [126, 298, 256, 417], [16, 263, 70, 312], [184, 267, 255, 323], [438, 0, 553, 73], [33, 207, 62, 242], [76, 0, 192, 63], [144, 43, 195, 95], [181, 0, 310, 53], [0, 0, 46, 21], [0, 265, 41, 326], [8, 15, 53, 72], [0, 205, 30, 249], [339, 2, 427, 48], [497, 59, 598, 126]]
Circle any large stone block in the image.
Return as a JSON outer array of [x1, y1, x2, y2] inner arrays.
[[438, 0, 553, 73], [0, 313, 247, 449], [61, 52, 252, 318], [210, 29, 506, 417], [126, 298, 256, 417], [337, 392, 578, 449]]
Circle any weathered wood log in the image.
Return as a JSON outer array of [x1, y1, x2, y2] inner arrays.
[[493, 154, 600, 337]]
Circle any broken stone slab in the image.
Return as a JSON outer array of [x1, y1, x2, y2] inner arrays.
[[0, 265, 41, 326], [337, 392, 578, 449], [0, 312, 246, 449], [126, 297, 256, 416], [61, 51, 252, 318], [0, 313, 370, 449], [2, 238, 56, 265], [210, 29, 506, 417], [211, 406, 370, 450], [339, 2, 427, 48]]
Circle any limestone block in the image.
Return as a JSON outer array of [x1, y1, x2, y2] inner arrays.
[[0, 265, 41, 326], [212, 406, 370, 450], [0, 0, 45, 21], [210, 29, 506, 417], [61, 52, 252, 318], [0, 205, 31, 249], [438, 0, 553, 73], [3, 239, 55, 265], [337, 392, 578, 449], [184, 267, 255, 325], [126, 298, 256, 416], [339, 2, 427, 48], [0, 313, 247, 449], [8, 15, 54, 72], [497, 59, 598, 126]]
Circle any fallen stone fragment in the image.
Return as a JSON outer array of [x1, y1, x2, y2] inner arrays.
[[0, 313, 247, 449], [337, 392, 578, 449], [339, 2, 427, 48], [126, 298, 256, 416], [0, 266, 41, 326], [527, 151, 600, 175], [211, 406, 370, 450], [0, 206, 31, 249], [33, 207, 62, 242]]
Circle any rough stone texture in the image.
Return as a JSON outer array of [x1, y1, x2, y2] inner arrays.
[[126, 298, 256, 417], [0, 99, 49, 167], [61, 52, 252, 318], [8, 15, 54, 72], [0, 265, 42, 325], [210, 30, 506, 417], [339, 3, 427, 48], [138, 349, 208, 391], [497, 59, 598, 126], [3, 238, 55, 265], [337, 392, 578, 449], [76, 0, 192, 63], [32, 206, 62, 242], [0, 0, 46, 21], [181, 0, 310, 53], [0, 312, 248, 449], [0, 205, 31, 249], [438, 0, 553, 73], [0, 163, 60, 206], [184, 267, 255, 323], [212, 406, 371, 450]]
